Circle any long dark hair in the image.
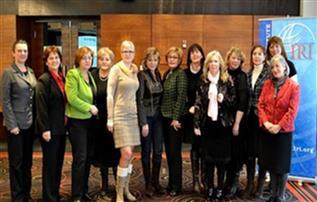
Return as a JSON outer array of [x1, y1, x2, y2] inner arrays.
[[186, 43, 205, 68]]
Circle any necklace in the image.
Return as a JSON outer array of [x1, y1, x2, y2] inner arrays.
[[99, 71, 108, 81]]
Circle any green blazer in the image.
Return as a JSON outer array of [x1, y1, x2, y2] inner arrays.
[[65, 68, 96, 119], [161, 67, 188, 120]]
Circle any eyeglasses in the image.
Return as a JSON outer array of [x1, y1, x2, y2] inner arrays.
[[168, 56, 179, 60], [121, 50, 135, 54]]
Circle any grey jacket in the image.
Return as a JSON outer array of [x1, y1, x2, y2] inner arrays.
[[1, 64, 37, 130]]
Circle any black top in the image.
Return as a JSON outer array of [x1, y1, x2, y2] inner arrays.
[[184, 67, 203, 110], [35, 72, 66, 135], [137, 69, 163, 126], [91, 69, 108, 122], [228, 68, 248, 113], [287, 59, 297, 78]]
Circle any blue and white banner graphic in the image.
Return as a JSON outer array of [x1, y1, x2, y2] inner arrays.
[[259, 17, 317, 181]]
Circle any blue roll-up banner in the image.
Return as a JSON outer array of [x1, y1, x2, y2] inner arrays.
[[259, 17, 317, 183]]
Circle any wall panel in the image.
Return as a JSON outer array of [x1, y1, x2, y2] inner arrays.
[[0, 15, 16, 140], [202, 15, 253, 69], [0, 15, 16, 111], [100, 14, 152, 66], [152, 14, 203, 70]]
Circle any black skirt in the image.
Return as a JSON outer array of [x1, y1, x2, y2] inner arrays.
[[92, 119, 120, 167], [259, 129, 292, 174], [202, 118, 231, 164]]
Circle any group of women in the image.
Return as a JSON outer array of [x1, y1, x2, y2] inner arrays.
[[1, 36, 300, 202]]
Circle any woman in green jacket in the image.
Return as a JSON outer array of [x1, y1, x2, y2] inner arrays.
[[65, 46, 97, 202]]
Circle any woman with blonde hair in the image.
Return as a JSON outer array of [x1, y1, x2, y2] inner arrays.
[[161, 46, 187, 197], [223, 47, 248, 199], [194, 50, 236, 202], [91, 47, 120, 197], [107, 40, 140, 202]]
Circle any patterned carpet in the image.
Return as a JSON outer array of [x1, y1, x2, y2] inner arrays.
[[0, 152, 316, 202]]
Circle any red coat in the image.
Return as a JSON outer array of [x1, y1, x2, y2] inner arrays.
[[258, 78, 300, 132]]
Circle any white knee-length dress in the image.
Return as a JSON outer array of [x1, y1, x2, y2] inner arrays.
[[107, 61, 140, 148]]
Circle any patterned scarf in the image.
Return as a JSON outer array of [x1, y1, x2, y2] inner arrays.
[[207, 71, 219, 121]]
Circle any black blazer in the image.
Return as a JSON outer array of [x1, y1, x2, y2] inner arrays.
[[194, 78, 236, 129], [35, 72, 66, 135]]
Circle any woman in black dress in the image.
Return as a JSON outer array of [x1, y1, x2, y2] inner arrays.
[[194, 50, 236, 202], [91, 47, 120, 197], [182, 43, 205, 193]]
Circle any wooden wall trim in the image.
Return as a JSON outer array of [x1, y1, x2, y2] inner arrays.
[[0, 15, 17, 112]]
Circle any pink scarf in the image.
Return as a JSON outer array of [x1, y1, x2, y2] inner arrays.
[[207, 71, 219, 121]]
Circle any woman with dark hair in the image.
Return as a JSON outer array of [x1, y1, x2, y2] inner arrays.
[[223, 47, 248, 199], [266, 36, 297, 82], [183, 43, 206, 193], [258, 55, 300, 202], [35, 45, 66, 202], [137, 47, 165, 197], [91, 47, 120, 197], [65, 46, 98, 202], [241, 45, 270, 200], [1, 39, 37, 202], [161, 46, 187, 197]]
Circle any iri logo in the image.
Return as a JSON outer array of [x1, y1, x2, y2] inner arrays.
[[278, 23, 316, 61]]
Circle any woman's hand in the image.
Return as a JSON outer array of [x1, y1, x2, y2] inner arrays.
[[42, 131, 51, 142], [232, 122, 239, 136], [264, 121, 274, 131], [194, 128, 201, 136], [90, 105, 98, 115], [217, 93, 224, 103], [10, 127, 20, 135], [189, 106, 195, 114], [269, 124, 281, 134], [170, 120, 181, 131], [142, 124, 149, 137]]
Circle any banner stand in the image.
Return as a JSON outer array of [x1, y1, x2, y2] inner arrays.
[[259, 17, 317, 184]]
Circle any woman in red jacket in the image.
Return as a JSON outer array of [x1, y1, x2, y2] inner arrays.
[[258, 54, 300, 202]]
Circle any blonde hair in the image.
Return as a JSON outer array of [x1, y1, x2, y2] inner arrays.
[[202, 50, 229, 82], [225, 47, 246, 68], [98, 47, 115, 66], [121, 40, 135, 52], [165, 46, 183, 66]]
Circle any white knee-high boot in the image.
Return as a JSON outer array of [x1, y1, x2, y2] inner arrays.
[[125, 164, 136, 201], [116, 166, 128, 202]]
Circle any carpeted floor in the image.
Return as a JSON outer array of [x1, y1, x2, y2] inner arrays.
[[0, 152, 316, 202]]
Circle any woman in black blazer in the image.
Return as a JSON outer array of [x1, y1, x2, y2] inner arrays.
[[35, 46, 67, 202], [1, 39, 37, 202]]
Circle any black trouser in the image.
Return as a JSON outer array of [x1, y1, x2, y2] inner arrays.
[[163, 117, 183, 192], [205, 162, 226, 190], [68, 118, 94, 200], [141, 112, 163, 186], [7, 127, 34, 202], [40, 134, 66, 202], [191, 135, 204, 185]]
